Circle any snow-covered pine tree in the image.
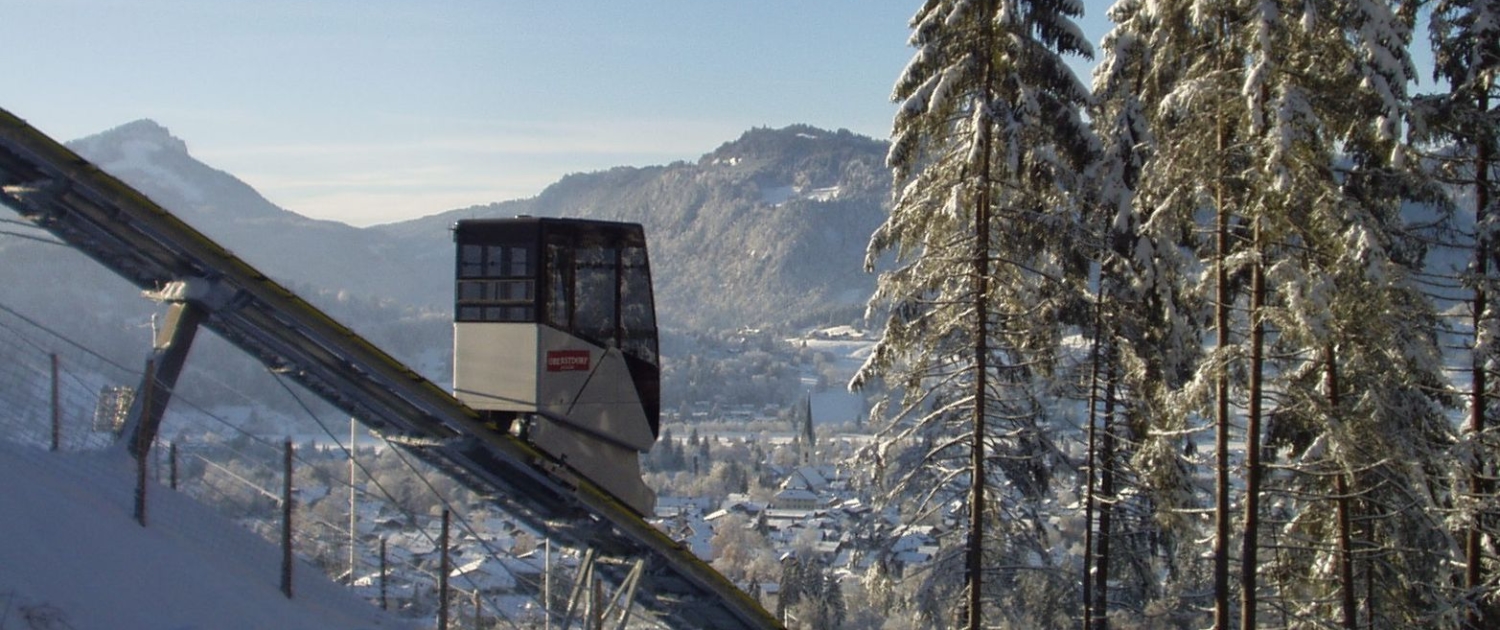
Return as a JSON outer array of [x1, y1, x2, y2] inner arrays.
[[1091, 0, 1260, 625], [1086, 0, 1216, 624], [852, 0, 1095, 626], [1422, 1, 1500, 626], [1232, 2, 1466, 628], [777, 553, 803, 624], [1087, 1, 1470, 626]]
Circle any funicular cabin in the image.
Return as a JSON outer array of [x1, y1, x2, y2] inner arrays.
[[452, 217, 660, 514]]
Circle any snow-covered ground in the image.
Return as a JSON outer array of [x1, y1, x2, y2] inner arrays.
[[759, 184, 844, 207], [792, 326, 875, 426], [0, 441, 414, 630]]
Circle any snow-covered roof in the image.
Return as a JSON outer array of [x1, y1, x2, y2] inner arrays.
[[718, 496, 767, 514], [895, 550, 933, 565], [450, 556, 518, 591], [775, 488, 819, 502]]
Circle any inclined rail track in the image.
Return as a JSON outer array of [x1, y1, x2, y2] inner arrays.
[[0, 107, 780, 630]]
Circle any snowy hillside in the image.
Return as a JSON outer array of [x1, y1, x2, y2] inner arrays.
[[0, 442, 414, 630], [790, 326, 875, 426]]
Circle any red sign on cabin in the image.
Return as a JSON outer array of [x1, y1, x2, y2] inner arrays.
[[545, 350, 591, 372]]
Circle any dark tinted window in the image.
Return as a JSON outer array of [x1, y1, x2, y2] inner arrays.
[[620, 246, 656, 363], [573, 245, 618, 347], [455, 243, 535, 322]]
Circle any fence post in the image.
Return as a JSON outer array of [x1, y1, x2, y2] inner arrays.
[[545, 537, 552, 630], [50, 353, 59, 452], [379, 536, 388, 610], [281, 439, 294, 599], [169, 442, 179, 490]]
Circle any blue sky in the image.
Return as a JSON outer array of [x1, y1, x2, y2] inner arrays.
[[61, 2, 1479, 228], [0, 1, 1118, 226], [2, 1, 966, 225]]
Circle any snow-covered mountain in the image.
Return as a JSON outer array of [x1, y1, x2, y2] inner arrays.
[[370, 124, 893, 331], [3, 119, 891, 398], [9, 119, 890, 339], [67, 120, 428, 308]]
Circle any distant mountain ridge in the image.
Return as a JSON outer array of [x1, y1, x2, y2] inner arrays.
[[66, 120, 425, 306], [376, 124, 891, 330], [2, 120, 890, 392]]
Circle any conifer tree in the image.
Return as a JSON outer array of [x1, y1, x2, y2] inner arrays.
[[824, 571, 847, 629], [1260, 172, 1457, 625], [1089, 2, 1212, 622], [777, 554, 803, 624], [1092, 1, 1256, 625], [1093, 2, 1462, 628], [1423, 1, 1500, 625], [1239, 2, 1458, 627], [854, 0, 1094, 626]]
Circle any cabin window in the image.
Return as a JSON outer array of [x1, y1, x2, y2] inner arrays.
[[573, 245, 618, 347], [456, 243, 535, 322], [546, 242, 573, 330], [620, 246, 657, 363]]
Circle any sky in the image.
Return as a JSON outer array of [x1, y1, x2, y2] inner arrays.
[[0, 1, 1116, 227], [2, 2, 1438, 229]]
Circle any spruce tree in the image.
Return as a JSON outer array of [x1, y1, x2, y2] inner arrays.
[[1093, 1, 1462, 627], [1089, 1, 1212, 622], [1093, 1, 1255, 624], [1424, 1, 1500, 625], [1237, 2, 1459, 626], [854, 0, 1095, 626]]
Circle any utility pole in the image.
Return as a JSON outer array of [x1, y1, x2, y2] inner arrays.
[[439, 509, 451, 630], [281, 439, 294, 599], [348, 417, 357, 584], [50, 353, 59, 452]]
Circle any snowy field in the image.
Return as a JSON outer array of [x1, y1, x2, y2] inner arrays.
[[791, 326, 875, 426], [0, 441, 414, 630]]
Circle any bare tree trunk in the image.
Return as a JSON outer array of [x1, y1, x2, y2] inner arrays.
[[1240, 220, 1265, 630], [1468, 86, 1493, 630], [1363, 515, 1375, 629], [1093, 354, 1117, 630], [1212, 52, 1233, 629], [1083, 300, 1101, 630], [1325, 348, 1358, 629], [1335, 469, 1358, 629], [965, 122, 992, 630], [964, 5, 997, 628]]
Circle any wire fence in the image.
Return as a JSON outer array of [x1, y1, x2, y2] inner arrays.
[[0, 299, 660, 630]]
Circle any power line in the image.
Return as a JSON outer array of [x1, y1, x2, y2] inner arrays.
[[0, 229, 62, 245], [270, 370, 535, 630]]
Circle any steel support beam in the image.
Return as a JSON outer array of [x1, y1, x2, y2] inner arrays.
[[121, 297, 205, 459]]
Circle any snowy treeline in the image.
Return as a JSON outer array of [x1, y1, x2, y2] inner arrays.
[[853, 1, 1499, 629]]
